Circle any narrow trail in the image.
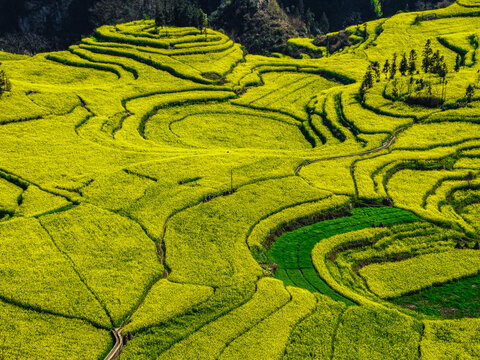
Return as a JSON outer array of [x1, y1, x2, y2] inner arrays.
[[294, 129, 399, 175], [103, 211, 171, 359], [104, 328, 123, 360]]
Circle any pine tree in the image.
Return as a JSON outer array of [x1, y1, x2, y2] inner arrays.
[[430, 50, 440, 73], [155, 0, 206, 28], [466, 84, 475, 102], [438, 62, 447, 81], [371, 0, 383, 17], [391, 79, 399, 99], [455, 54, 461, 72], [298, 0, 305, 16], [0, 69, 11, 98], [359, 67, 374, 103], [371, 61, 381, 81], [408, 49, 417, 75], [319, 12, 329, 34], [399, 53, 408, 76], [390, 53, 397, 79], [422, 39, 433, 73], [383, 59, 390, 79]]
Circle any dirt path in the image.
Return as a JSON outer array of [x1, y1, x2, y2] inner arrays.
[[294, 130, 399, 175], [104, 328, 123, 360]]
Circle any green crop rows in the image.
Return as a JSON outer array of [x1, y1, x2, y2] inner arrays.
[[269, 207, 419, 305], [0, 2, 480, 359]]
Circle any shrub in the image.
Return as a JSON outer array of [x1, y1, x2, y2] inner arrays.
[[0, 68, 11, 97], [405, 95, 444, 108]]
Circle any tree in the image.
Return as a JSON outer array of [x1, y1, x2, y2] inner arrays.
[[399, 53, 408, 76], [430, 50, 440, 72], [297, 0, 305, 16], [371, 0, 383, 17], [455, 54, 461, 72], [155, 0, 207, 28], [371, 61, 381, 81], [361, 23, 368, 40], [318, 12, 329, 35], [200, 12, 208, 31], [0, 68, 11, 98], [422, 39, 433, 73], [304, 8, 316, 35], [437, 62, 447, 81], [466, 171, 476, 182], [383, 59, 390, 79], [359, 66, 374, 103], [466, 84, 475, 103], [390, 53, 397, 79], [408, 49, 417, 74]]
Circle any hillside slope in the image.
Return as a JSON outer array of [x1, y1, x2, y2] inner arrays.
[[0, 1, 480, 359]]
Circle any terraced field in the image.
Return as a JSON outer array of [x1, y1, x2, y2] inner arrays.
[[0, 2, 480, 359]]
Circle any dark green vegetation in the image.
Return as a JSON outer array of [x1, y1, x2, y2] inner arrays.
[[0, 69, 11, 98], [392, 272, 480, 318], [270, 207, 419, 304], [1, 0, 455, 55]]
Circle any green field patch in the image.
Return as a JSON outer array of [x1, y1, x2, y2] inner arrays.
[[420, 318, 480, 360], [392, 271, 480, 318], [269, 207, 418, 304], [247, 195, 350, 251]]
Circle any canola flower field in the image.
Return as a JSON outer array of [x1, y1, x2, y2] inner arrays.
[[1, 1, 480, 359]]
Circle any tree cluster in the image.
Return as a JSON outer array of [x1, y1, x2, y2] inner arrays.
[[359, 40, 455, 107], [422, 40, 447, 79], [155, 0, 207, 28], [358, 62, 379, 103], [211, 0, 300, 55], [382, 50, 418, 80], [465, 84, 475, 103]]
